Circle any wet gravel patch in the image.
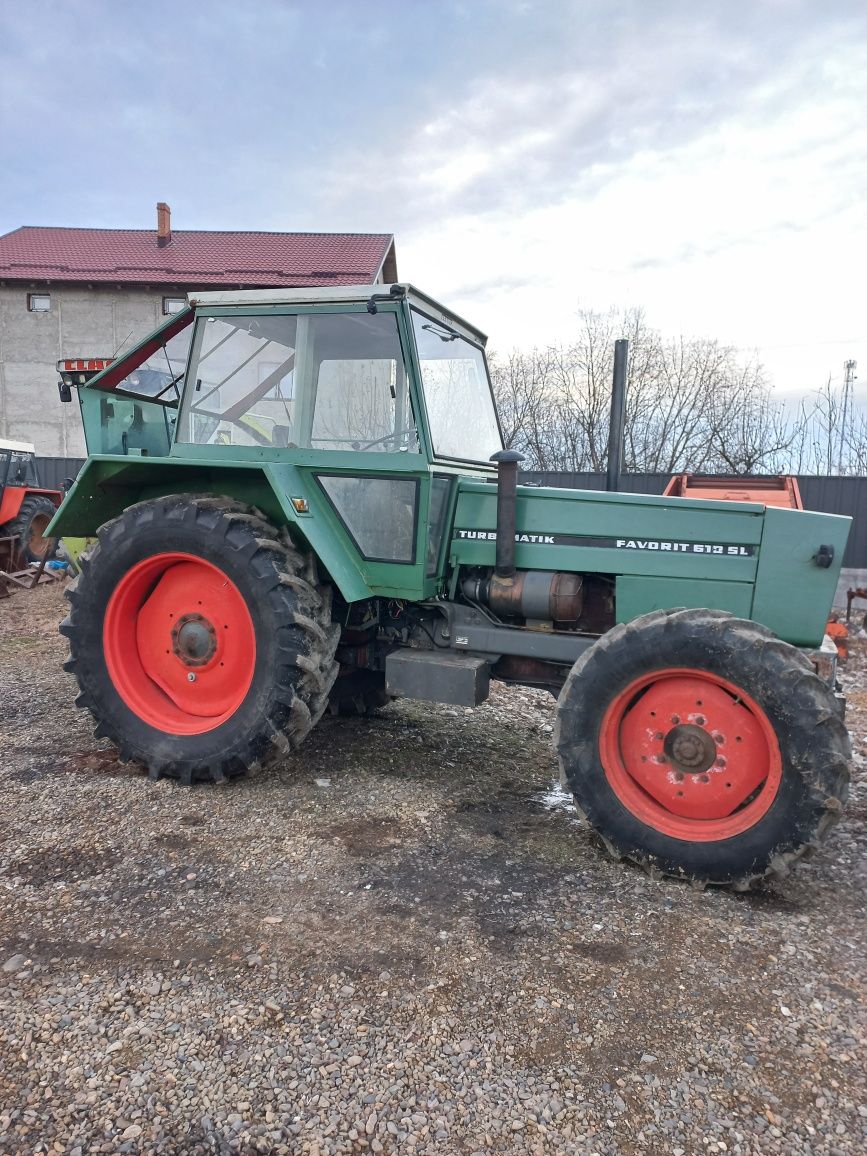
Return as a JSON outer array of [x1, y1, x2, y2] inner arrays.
[[0, 584, 865, 1154]]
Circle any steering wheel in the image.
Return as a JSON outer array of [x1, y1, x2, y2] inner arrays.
[[357, 427, 417, 451]]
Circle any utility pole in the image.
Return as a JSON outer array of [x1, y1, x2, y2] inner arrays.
[[838, 358, 858, 473]]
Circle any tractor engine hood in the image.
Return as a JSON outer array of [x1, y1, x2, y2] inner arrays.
[[449, 479, 850, 649]]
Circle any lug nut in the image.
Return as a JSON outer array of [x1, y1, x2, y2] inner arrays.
[[187, 672, 196, 683]]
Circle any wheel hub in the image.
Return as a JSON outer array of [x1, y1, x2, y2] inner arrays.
[[664, 723, 717, 773], [172, 613, 217, 667]]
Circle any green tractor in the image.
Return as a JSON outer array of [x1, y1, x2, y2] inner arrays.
[[50, 284, 851, 888]]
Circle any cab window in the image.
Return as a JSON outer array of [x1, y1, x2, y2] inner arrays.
[[178, 311, 419, 451]]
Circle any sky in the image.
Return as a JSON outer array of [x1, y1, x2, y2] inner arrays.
[[1, 0, 865, 400]]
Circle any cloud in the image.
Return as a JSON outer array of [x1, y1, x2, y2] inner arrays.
[[1, 0, 865, 394], [309, 0, 867, 231], [375, 9, 867, 394]]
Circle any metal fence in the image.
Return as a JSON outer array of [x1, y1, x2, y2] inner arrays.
[[33, 459, 867, 569], [35, 457, 85, 493]]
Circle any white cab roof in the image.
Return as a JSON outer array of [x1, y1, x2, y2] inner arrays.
[[186, 283, 488, 346], [0, 438, 35, 454]]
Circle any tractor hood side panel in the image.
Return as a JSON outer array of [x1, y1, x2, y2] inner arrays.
[[751, 506, 850, 646], [450, 482, 850, 647]]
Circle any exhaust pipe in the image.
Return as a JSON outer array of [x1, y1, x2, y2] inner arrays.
[[490, 449, 524, 578], [606, 338, 629, 492]]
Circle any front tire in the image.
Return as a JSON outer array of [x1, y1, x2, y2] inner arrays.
[[555, 608, 850, 888], [61, 496, 340, 784]]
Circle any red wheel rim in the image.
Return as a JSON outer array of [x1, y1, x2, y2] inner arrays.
[[599, 668, 782, 841], [29, 514, 52, 557], [103, 552, 256, 736]]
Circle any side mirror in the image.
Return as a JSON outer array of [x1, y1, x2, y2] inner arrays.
[[58, 379, 72, 403]]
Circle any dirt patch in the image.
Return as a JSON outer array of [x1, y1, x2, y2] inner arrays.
[[178, 812, 207, 827], [568, 940, 633, 964], [9, 747, 136, 781], [6, 844, 121, 887], [322, 817, 406, 856]]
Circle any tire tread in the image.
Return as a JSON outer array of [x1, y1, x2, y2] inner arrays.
[[61, 495, 339, 785]]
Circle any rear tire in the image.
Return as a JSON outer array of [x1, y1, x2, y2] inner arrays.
[[2, 494, 57, 564], [60, 496, 340, 784], [555, 608, 850, 888]]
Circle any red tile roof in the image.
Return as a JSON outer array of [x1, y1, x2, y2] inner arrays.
[[0, 227, 395, 287]]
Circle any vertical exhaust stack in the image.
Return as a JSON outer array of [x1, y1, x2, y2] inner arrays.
[[490, 449, 525, 578], [606, 338, 629, 492]]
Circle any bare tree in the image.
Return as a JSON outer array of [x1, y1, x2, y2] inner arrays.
[[705, 359, 802, 473], [490, 306, 857, 477]]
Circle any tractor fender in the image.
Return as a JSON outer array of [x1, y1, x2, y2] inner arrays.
[[0, 487, 61, 526], [47, 456, 372, 602]]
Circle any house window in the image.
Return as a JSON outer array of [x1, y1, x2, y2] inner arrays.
[[28, 293, 51, 312], [162, 296, 186, 315]]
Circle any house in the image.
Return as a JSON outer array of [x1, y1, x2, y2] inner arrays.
[[0, 204, 397, 455]]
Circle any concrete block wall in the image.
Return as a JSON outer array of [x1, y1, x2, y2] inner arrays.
[[0, 283, 171, 455]]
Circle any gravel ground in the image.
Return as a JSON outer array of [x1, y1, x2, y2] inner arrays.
[[1, 583, 865, 1156]]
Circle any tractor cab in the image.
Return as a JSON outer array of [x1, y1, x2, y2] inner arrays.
[[57, 285, 505, 601], [63, 284, 502, 465], [0, 439, 40, 490]]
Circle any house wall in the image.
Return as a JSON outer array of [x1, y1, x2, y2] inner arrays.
[[0, 283, 171, 455], [0, 269, 392, 456]]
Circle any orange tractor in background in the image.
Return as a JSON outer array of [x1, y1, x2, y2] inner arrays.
[[0, 439, 63, 569]]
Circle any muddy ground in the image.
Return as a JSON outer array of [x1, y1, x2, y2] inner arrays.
[[0, 583, 865, 1155]]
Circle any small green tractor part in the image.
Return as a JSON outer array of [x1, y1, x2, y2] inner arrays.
[[0, 438, 62, 567], [51, 284, 851, 888]]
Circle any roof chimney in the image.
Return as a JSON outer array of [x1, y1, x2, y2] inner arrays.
[[156, 202, 172, 248]]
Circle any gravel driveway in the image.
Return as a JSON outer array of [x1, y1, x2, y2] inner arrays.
[[1, 584, 865, 1155]]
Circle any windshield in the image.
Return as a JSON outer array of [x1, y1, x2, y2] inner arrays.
[[411, 308, 502, 462]]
